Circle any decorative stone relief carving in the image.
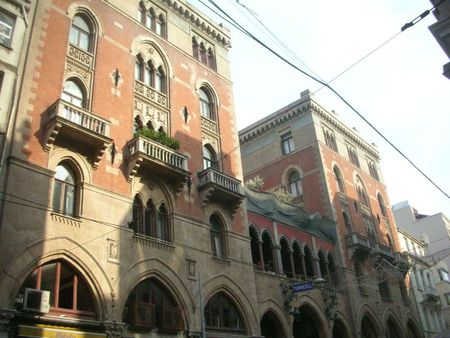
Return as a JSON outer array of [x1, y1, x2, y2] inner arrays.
[[201, 132, 218, 150], [67, 45, 93, 68], [134, 98, 168, 131], [65, 60, 91, 84], [107, 238, 119, 263]]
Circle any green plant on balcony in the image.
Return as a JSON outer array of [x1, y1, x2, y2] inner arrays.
[[135, 128, 180, 151]]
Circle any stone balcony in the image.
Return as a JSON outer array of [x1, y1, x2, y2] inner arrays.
[[42, 99, 112, 168], [345, 232, 371, 258], [126, 135, 190, 193], [372, 243, 394, 261], [197, 168, 245, 213]]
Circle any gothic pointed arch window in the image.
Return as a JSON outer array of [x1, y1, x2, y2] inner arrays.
[[318, 250, 328, 280], [18, 260, 97, 319], [156, 14, 165, 37], [304, 244, 315, 278], [207, 48, 216, 70], [144, 199, 155, 237], [377, 193, 387, 217], [204, 292, 245, 333], [132, 195, 144, 233], [135, 54, 145, 82], [280, 237, 293, 278], [53, 163, 78, 217], [199, 43, 207, 64], [292, 241, 304, 278], [261, 230, 274, 272], [144, 60, 154, 86], [355, 176, 369, 207], [157, 204, 169, 241], [333, 165, 345, 193], [155, 66, 165, 93], [249, 225, 260, 267], [192, 37, 199, 59], [123, 277, 183, 330], [69, 14, 93, 52]]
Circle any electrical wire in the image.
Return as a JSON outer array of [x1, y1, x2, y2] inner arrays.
[[198, 0, 450, 201]]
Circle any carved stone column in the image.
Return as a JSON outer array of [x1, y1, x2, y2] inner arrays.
[[104, 321, 125, 338]]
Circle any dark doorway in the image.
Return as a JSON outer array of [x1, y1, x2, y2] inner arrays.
[[292, 305, 321, 338], [260, 311, 284, 338], [333, 319, 349, 338]]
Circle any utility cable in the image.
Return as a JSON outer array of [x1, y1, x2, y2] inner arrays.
[[199, 0, 450, 201]]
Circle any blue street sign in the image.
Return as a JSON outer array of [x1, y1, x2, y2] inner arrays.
[[291, 281, 314, 293]]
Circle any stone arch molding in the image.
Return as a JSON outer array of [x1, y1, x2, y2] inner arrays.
[[195, 79, 221, 108], [66, 3, 105, 37], [130, 36, 174, 77], [203, 273, 259, 335], [357, 304, 383, 336], [291, 294, 330, 338], [131, 176, 175, 213], [0, 236, 111, 319], [259, 299, 290, 337], [281, 164, 303, 186], [113, 257, 195, 327], [48, 148, 92, 184]]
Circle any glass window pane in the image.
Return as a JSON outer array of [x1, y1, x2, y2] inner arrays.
[[65, 184, 75, 216], [59, 263, 74, 309], [69, 28, 78, 46], [73, 16, 90, 32], [40, 263, 57, 307], [77, 280, 95, 312], [52, 181, 62, 212], [55, 165, 75, 183], [79, 32, 89, 51]]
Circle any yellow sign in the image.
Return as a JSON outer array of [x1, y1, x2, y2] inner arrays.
[[18, 325, 106, 338]]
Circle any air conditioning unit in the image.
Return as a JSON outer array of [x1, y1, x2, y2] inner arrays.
[[23, 288, 50, 313]]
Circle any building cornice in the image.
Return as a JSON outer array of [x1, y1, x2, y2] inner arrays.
[[157, 0, 231, 48], [239, 92, 380, 160]]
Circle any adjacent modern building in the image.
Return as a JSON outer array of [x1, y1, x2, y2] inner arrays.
[[239, 90, 423, 338], [428, 0, 450, 79], [397, 228, 447, 337], [394, 201, 450, 334]]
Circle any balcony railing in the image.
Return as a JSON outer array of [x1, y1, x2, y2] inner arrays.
[[197, 168, 245, 213], [42, 99, 112, 167], [345, 232, 371, 250], [126, 136, 190, 191], [373, 243, 394, 259]]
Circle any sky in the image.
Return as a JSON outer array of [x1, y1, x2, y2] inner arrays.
[[188, 0, 450, 218]]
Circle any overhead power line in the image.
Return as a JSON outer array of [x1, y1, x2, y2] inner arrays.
[[198, 0, 450, 201]]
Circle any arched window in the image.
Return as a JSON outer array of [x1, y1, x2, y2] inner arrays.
[[144, 200, 155, 237], [144, 61, 154, 86], [333, 166, 345, 193], [328, 253, 338, 285], [134, 116, 144, 134], [19, 260, 96, 319], [132, 195, 144, 233], [123, 278, 182, 330], [53, 163, 77, 217], [318, 250, 328, 280], [262, 231, 274, 272], [199, 87, 215, 120], [203, 145, 217, 170], [146, 9, 154, 30], [192, 37, 199, 59], [204, 292, 244, 332], [207, 48, 216, 70], [69, 15, 92, 52], [377, 193, 387, 217], [155, 66, 165, 93], [156, 14, 165, 36], [292, 241, 304, 278], [249, 226, 260, 267], [287, 171, 302, 197], [304, 245, 315, 278], [210, 214, 225, 257], [361, 315, 378, 338], [199, 43, 207, 64], [135, 55, 145, 81], [157, 204, 169, 241], [61, 79, 85, 108], [280, 237, 293, 278], [355, 176, 369, 207]]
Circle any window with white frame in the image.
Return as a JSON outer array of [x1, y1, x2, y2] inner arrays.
[[0, 10, 15, 48], [281, 132, 294, 155]]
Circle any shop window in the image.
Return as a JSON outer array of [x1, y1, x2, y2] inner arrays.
[[204, 292, 245, 332], [19, 260, 96, 319]]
